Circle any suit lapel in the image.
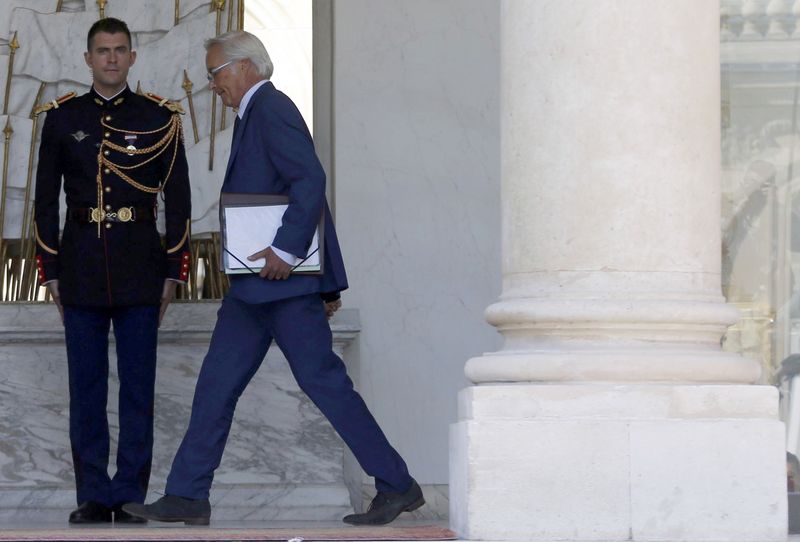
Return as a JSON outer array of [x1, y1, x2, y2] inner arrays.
[[223, 82, 272, 183]]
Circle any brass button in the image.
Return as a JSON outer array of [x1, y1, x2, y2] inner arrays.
[[104, 186, 111, 193], [103, 150, 110, 156], [105, 223, 112, 229]]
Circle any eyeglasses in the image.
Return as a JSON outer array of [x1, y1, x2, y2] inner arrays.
[[207, 60, 235, 81]]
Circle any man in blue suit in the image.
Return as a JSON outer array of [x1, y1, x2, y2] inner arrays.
[[125, 31, 423, 526]]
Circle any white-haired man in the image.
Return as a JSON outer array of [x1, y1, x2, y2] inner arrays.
[[125, 31, 423, 526]]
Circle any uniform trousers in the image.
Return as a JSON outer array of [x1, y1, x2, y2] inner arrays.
[[166, 293, 412, 499], [63, 304, 159, 507]]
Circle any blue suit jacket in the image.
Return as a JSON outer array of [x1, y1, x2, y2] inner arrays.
[[223, 81, 348, 304]]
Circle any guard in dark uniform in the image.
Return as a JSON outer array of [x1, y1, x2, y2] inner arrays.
[[33, 18, 191, 524]]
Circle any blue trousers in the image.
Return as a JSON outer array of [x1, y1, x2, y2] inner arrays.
[[166, 294, 412, 499], [63, 304, 159, 507]]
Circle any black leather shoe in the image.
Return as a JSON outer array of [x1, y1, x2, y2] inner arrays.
[[343, 480, 424, 525], [68, 501, 112, 524], [122, 495, 211, 526], [113, 503, 147, 524]]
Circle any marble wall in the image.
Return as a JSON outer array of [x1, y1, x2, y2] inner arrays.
[[0, 303, 361, 521], [331, 0, 502, 485]]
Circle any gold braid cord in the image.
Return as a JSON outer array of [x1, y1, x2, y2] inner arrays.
[[144, 92, 185, 114], [34, 222, 58, 255], [167, 219, 190, 254], [33, 92, 77, 117], [94, 114, 183, 235]]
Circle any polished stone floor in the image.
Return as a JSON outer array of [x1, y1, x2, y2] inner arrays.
[[2, 521, 798, 542], [0, 519, 455, 542], [0, 518, 446, 530]]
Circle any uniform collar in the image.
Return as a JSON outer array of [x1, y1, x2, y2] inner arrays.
[[90, 85, 132, 109]]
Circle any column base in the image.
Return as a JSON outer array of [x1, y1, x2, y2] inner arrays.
[[465, 348, 761, 385], [450, 384, 786, 541]]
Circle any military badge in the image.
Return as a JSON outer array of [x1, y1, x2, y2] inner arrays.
[[124, 134, 137, 155], [70, 130, 89, 142]]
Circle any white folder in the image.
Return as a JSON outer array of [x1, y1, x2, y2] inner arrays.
[[220, 193, 323, 275]]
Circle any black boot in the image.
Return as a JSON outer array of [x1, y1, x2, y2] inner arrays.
[[68, 501, 112, 524]]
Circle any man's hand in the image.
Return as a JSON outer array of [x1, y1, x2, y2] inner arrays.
[[324, 298, 342, 320], [248, 246, 291, 280], [48, 280, 64, 324], [160, 280, 178, 326]]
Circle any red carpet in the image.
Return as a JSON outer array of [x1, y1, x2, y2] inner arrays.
[[0, 525, 457, 542]]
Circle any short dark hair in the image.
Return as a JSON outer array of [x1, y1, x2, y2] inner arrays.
[[87, 17, 132, 52]]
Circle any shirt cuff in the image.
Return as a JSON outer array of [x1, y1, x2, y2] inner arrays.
[[271, 246, 298, 266]]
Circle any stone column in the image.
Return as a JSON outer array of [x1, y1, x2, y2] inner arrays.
[[450, 1, 787, 541]]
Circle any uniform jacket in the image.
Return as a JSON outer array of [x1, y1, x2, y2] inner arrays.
[[34, 86, 191, 307], [224, 81, 347, 304]]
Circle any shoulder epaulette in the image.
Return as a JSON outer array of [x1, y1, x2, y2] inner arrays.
[[144, 92, 185, 114], [33, 92, 77, 117]]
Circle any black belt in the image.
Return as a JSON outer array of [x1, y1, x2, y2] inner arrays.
[[67, 206, 156, 223]]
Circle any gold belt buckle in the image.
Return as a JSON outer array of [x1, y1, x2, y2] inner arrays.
[[117, 207, 134, 222], [89, 207, 105, 223]]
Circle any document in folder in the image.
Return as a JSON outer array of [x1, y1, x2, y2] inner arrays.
[[220, 193, 323, 275]]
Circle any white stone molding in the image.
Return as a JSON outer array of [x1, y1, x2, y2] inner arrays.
[[741, 0, 768, 39], [722, 0, 800, 41], [100, 0, 210, 32], [766, 0, 792, 39]]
